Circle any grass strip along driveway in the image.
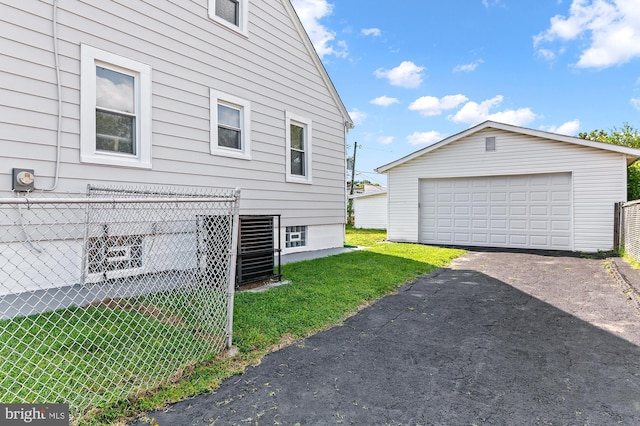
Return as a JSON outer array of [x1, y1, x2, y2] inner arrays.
[[3, 228, 464, 425]]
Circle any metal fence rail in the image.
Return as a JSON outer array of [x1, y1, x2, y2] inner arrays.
[[0, 186, 240, 420], [622, 200, 640, 262]]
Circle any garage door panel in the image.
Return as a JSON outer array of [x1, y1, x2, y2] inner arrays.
[[509, 234, 527, 245], [455, 193, 470, 202], [420, 173, 572, 250], [531, 220, 549, 230], [454, 233, 470, 243], [491, 219, 507, 229], [473, 206, 488, 215], [510, 192, 528, 202], [510, 206, 527, 216], [531, 192, 549, 201], [491, 206, 507, 215], [455, 206, 470, 215], [455, 219, 470, 228], [491, 192, 507, 202], [472, 233, 488, 243], [490, 234, 508, 244], [472, 219, 488, 229], [509, 220, 527, 230], [530, 206, 548, 216]]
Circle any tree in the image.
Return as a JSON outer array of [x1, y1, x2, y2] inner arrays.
[[578, 123, 640, 201]]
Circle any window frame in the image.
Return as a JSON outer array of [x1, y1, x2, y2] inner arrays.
[[285, 226, 307, 248], [285, 111, 313, 184], [80, 44, 152, 169], [485, 136, 497, 152], [208, 0, 249, 36], [210, 90, 252, 160]]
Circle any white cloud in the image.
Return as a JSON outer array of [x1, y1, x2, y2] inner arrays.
[[632, 97, 640, 111], [370, 96, 400, 107], [409, 94, 468, 117], [291, 0, 348, 59], [453, 59, 484, 72], [448, 95, 538, 126], [407, 131, 443, 146], [348, 108, 367, 125], [361, 28, 381, 37], [378, 135, 395, 144], [534, 0, 640, 68], [482, 0, 502, 7], [374, 61, 425, 89], [96, 75, 133, 112], [542, 119, 581, 135]]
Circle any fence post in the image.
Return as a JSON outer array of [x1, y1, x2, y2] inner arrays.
[[226, 188, 241, 349], [614, 201, 622, 253]]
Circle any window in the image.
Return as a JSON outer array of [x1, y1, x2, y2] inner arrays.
[[208, 0, 248, 35], [485, 136, 496, 152], [285, 226, 307, 248], [285, 111, 313, 183], [80, 45, 152, 168], [210, 90, 251, 159], [87, 234, 144, 280]]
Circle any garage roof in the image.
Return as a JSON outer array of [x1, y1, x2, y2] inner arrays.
[[376, 121, 640, 173]]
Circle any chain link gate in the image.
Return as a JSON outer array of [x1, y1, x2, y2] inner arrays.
[[622, 200, 640, 262], [0, 186, 240, 421]]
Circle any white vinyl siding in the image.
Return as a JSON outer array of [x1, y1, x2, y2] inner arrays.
[[353, 193, 387, 230], [0, 0, 348, 253], [386, 129, 627, 252]]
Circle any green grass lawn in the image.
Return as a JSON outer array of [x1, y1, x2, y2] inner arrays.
[[1, 228, 464, 425]]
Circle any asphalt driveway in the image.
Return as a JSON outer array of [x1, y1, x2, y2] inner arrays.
[[134, 250, 640, 425]]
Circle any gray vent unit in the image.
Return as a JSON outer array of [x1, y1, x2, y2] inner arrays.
[[236, 215, 281, 287]]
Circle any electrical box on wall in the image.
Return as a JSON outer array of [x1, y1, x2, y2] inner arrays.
[[12, 168, 35, 192]]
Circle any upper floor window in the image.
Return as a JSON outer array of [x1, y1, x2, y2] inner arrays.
[[80, 45, 152, 169], [285, 111, 312, 184], [209, 0, 248, 35], [210, 90, 251, 160]]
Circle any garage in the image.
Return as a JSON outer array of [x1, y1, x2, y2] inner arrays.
[[419, 173, 572, 250], [376, 121, 640, 252]]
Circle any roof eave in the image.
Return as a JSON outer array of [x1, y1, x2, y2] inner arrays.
[[376, 120, 640, 173], [282, 0, 354, 130]]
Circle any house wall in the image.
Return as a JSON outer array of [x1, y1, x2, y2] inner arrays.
[[353, 193, 387, 229], [0, 0, 348, 253], [386, 128, 627, 252]]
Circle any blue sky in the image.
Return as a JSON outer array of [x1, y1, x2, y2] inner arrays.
[[290, 0, 640, 185]]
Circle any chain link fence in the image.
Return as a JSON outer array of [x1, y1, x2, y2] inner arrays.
[[0, 186, 240, 421], [621, 200, 640, 262]]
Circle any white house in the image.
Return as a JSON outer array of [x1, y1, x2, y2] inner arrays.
[[376, 121, 640, 252], [351, 190, 387, 230], [1, 0, 352, 255]]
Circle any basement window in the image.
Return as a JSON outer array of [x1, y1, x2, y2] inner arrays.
[[485, 136, 496, 152], [88, 234, 144, 275], [285, 226, 307, 248]]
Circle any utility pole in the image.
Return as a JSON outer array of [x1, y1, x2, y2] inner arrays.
[[349, 142, 358, 195]]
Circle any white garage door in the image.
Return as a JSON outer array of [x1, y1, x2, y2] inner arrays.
[[419, 173, 572, 250]]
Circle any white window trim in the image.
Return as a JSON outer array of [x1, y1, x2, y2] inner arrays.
[[210, 89, 252, 160], [208, 0, 249, 37], [285, 111, 313, 184], [80, 44, 152, 169]]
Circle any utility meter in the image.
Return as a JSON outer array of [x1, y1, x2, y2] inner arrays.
[[12, 168, 35, 191]]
